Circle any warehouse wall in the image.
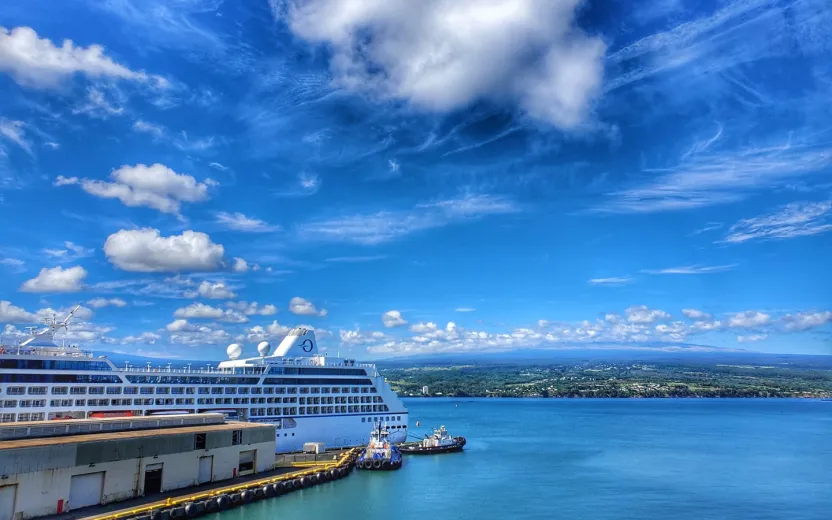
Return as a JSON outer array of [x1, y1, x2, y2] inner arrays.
[[0, 430, 274, 520]]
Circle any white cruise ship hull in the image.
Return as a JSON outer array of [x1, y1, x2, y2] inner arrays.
[[0, 327, 409, 453]]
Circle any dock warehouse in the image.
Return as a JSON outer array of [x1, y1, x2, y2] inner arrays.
[[0, 414, 274, 520]]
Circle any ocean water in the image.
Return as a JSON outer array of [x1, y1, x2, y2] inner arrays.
[[212, 399, 831, 520]]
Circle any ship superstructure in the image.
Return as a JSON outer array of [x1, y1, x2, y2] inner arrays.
[[0, 309, 408, 452]]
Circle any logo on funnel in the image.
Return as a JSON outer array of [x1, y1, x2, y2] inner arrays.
[[301, 339, 314, 352]]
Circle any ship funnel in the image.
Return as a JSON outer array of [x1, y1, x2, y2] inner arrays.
[[274, 328, 318, 357]]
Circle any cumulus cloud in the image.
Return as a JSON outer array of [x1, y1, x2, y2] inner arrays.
[[0, 300, 36, 323], [194, 281, 237, 299], [226, 301, 278, 316], [121, 332, 162, 344], [173, 303, 248, 323], [20, 265, 87, 293], [409, 322, 437, 333], [625, 305, 670, 324], [216, 212, 279, 232], [681, 308, 711, 320], [781, 311, 832, 332], [0, 26, 165, 89], [104, 228, 226, 272], [278, 0, 605, 129], [87, 297, 127, 309], [55, 163, 215, 215], [289, 297, 327, 317], [728, 311, 771, 328], [382, 310, 407, 328]]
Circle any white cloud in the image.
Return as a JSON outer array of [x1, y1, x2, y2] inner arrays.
[[104, 228, 226, 272], [20, 265, 87, 293], [121, 332, 162, 344], [681, 308, 711, 320], [409, 321, 437, 333], [173, 302, 248, 323], [56, 163, 215, 215], [194, 281, 237, 299], [0, 26, 164, 89], [643, 264, 736, 274], [87, 297, 127, 309], [289, 297, 327, 317], [133, 120, 165, 138], [0, 119, 32, 155], [340, 329, 388, 345], [209, 162, 228, 171], [0, 300, 36, 323], [382, 310, 407, 328], [166, 319, 194, 332], [722, 201, 832, 243], [737, 334, 767, 343], [388, 159, 400, 174], [43, 241, 94, 262], [0, 258, 25, 273], [455, 307, 476, 313], [231, 258, 251, 273], [298, 193, 518, 245], [625, 305, 670, 324], [226, 301, 278, 316], [728, 311, 771, 329], [781, 311, 832, 332], [216, 212, 279, 232], [72, 87, 125, 118], [279, 0, 605, 129], [598, 136, 832, 214], [168, 321, 233, 346], [588, 277, 632, 285], [325, 255, 387, 263]]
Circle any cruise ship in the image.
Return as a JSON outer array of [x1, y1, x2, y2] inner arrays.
[[0, 307, 408, 452]]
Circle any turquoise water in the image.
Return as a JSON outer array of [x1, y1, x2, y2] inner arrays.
[[214, 399, 831, 520]]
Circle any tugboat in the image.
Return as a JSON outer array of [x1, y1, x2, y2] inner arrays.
[[356, 423, 403, 471], [400, 425, 466, 454]]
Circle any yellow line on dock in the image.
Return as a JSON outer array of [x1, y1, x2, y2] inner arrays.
[[83, 448, 358, 520]]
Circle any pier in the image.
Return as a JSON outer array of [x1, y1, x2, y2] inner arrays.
[[66, 448, 359, 520]]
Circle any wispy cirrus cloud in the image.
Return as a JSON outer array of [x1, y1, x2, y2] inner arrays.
[[215, 212, 280, 233], [588, 277, 633, 285], [297, 193, 519, 245], [721, 200, 832, 243], [642, 264, 737, 275], [596, 135, 832, 214]]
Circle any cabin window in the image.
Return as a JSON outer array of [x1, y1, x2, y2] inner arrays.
[[51, 387, 68, 395]]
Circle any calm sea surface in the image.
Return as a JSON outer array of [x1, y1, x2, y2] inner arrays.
[[212, 399, 831, 520]]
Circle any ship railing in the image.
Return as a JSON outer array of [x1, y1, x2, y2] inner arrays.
[[0, 346, 94, 358], [115, 366, 266, 375]]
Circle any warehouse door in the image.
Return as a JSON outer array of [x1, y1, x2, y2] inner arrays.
[[69, 472, 104, 510], [0, 485, 16, 520], [238, 450, 256, 476], [144, 463, 163, 495], [198, 456, 213, 484]]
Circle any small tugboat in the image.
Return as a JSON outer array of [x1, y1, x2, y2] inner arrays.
[[356, 423, 403, 471], [400, 425, 466, 454]]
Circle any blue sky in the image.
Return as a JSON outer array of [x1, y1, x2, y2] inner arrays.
[[0, 0, 830, 359]]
